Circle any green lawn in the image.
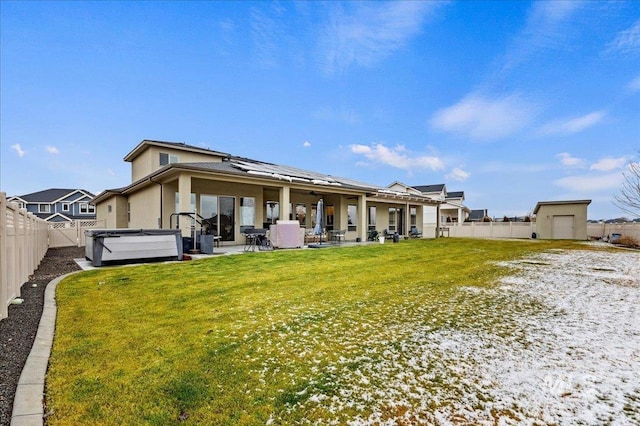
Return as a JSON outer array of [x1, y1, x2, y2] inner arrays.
[[46, 238, 589, 425]]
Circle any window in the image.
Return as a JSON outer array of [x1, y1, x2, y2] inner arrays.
[[61, 202, 70, 212], [326, 205, 334, 231], [368, 206, 377, 230], [38, 204, 51, 213], [311, 204, 318, 228], [347, 204, 357, 232], [410, 207, 417, 226], [128, 202, 131, 223], [80, 203, 94, 214], [108, 205, 112, 213], [295, 203, 306, 226], [388, 208, 397, 232], [160, 152, 180, 166], [240, 197, 255, 229]]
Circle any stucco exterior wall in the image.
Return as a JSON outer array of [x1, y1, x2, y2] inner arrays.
[[130, 149, 154, 182], [128, 187, 161, 229], [535, 203, 589, 240], [96, 195, 129, 228], [130, 146, 225, 182]]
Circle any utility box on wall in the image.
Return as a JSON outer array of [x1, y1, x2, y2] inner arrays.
[[533, 200, 591, 240]]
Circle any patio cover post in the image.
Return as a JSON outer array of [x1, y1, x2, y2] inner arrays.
[[358, 194, 367, 242], [405, 201, 410, 237], [278, 185, 291, 222], [178, 174, 192, 237]]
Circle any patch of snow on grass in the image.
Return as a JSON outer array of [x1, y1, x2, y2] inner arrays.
[[262, 249, 640, 425]]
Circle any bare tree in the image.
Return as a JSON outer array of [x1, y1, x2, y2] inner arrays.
[[613, 153, 640, 218]]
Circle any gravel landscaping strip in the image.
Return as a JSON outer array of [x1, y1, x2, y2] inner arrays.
[[0, 247, 84, 426]]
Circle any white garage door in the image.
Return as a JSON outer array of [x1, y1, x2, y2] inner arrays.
[[552, 215, 574, 239]]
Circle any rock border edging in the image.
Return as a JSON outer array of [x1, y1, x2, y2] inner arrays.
[[10, 271, 82, 426]]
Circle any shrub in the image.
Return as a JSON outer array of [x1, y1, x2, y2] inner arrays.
[[613, 235, 640, 248]]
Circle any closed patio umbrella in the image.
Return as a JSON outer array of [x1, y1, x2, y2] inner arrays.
[[313, 198, 324, 243]]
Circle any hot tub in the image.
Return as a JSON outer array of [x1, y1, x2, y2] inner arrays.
[[85, 229, 183, 267]]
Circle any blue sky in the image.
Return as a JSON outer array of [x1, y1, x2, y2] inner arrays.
[[1, 1, 639, 220]]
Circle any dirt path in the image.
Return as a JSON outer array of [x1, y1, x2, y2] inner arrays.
[[0, 246, 84, 426]]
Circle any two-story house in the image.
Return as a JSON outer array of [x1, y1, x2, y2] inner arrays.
[[8, 188, 96, 222], [407, 184, 471, 225], [443, 191, 470, 223], [93, 140, 444, 243]]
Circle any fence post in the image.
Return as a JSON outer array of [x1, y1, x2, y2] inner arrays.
[[0, 193, 7, 319]]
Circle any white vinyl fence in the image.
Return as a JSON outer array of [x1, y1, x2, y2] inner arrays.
[[49, 219, 105, 248], [440, 221, 640, 241], [446, 221, 535, 239], [1, 192, 49, 320], [587, 222, 640, 240]]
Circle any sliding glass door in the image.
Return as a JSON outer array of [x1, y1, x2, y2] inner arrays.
[[200, 195, 235, 241]]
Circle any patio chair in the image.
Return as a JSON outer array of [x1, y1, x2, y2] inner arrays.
[[410, 226, 422, 238], [331, 229, 346, 244], [256, 233, 272, 250]]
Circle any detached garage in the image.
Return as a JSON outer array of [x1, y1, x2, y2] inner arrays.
[[533, 200, 591, 240]]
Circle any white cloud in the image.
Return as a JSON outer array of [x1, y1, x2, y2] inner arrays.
[[11, 144, 25, 157], [430, 93, 536, 140], [107, 168, 115, 176], [502, 1, 582, 71], [556, 152, 585, 167], [628, 75, 640, 92], [250, 3, 287, 68], [303, 141, 311, 148], [590, 156, 627, 172], [540, 111, 605, 135], [321, 2, 440, 73], [46, 146, 60, 155], [350, 143, 444, 172], [446, 167, 470, 182], [554, 172, 623, 192], [606, 18, 640, 55]]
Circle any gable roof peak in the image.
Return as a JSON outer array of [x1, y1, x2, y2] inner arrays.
[[124, 139, 230, 162], [412, 183, 446, 193]]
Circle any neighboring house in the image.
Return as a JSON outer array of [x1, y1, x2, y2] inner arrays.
[[443, 191, 470, 223], [386, 182, 444, 232], [410, 184, 470, 225], [412, 184, 446, 201], [93, 140, 443, 242], [8, 188, 96, 222], [468, 209, 489, 222]]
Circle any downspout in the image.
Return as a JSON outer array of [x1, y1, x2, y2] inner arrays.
[[150, 177, 163, 228]]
